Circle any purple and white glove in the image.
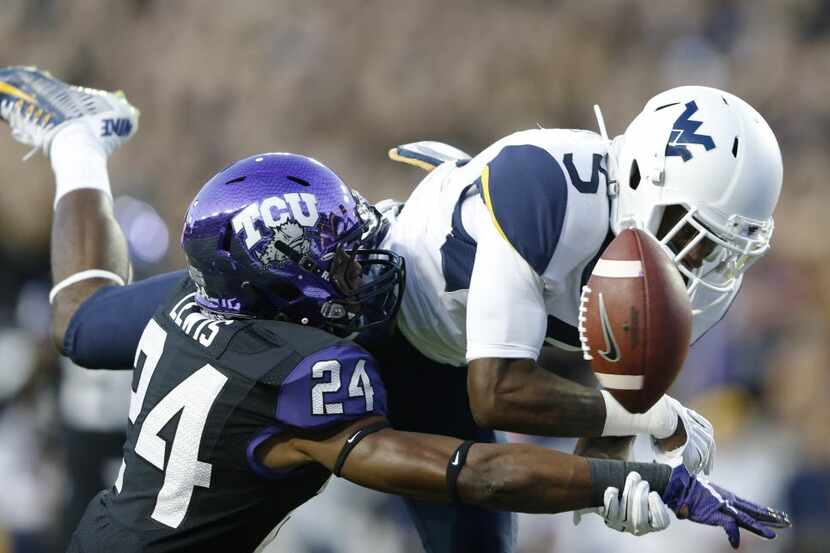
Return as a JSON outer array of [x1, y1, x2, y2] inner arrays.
[[662, 465, 791, 549]]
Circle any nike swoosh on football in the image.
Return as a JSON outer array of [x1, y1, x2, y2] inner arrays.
[[347, 431, 361, 444], [597, 292, 620, 363], [451, 451, 461, 466]]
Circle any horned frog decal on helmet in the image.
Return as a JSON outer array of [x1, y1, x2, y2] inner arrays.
[[259, 221, 311, 266]]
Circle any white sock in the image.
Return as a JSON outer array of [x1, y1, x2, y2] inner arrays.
[[600, 391, 678, 439], [50, 124, 111, 209]]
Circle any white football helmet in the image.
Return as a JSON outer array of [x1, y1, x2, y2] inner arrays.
[[607, 86, 782, 339]]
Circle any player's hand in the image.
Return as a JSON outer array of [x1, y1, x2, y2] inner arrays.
[[573, 472, 671, 535], [662, 465, 791, 549], [603, 471, 672, 535], [652, 396, 715, 475]]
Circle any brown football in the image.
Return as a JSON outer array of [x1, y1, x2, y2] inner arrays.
[[579, 228, 692, 413]]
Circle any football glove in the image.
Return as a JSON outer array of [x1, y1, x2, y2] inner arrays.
[[652, 396, 715, 475], [662, 464, 791, 549], [602, 471, 672, 535], [573, 471, 671, 535]]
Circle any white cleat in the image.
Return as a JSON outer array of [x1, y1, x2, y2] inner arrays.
[[0, 66, 139, 160]]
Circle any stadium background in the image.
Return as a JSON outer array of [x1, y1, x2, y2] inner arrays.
[[0, 1, 827, 552]]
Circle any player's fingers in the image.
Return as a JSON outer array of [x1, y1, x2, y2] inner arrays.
[[685, 410, 715, 474], [704, 431, 715, 475], [621, 472, 641, 522], [733, 508, 776, 541], [648, 491, 671, 531], [604, 487, 621, 523], [731, 497, 791, 528], [688, 409, 713, 432], [755, 507, 791, 529], [629, 480, 650, 535], [703, 443, 715, 475], [720, 515, 741, 549], [684, 438, 705, 475]]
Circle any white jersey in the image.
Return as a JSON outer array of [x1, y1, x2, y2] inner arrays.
[[380, 129, 612, 366]]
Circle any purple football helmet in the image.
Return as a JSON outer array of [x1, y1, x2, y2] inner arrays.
[[181, 152, 405, 334]]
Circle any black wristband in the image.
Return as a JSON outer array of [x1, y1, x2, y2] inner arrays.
[[446, 440, 475, 503], [333, 420, 390, 477], [587, 459, 672, 506]]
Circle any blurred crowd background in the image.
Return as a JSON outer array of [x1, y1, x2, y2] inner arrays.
[[0, 0, 827, 552]]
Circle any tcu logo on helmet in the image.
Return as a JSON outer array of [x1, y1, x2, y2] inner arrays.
[[231, 193, 319, 249], [665, 101, 715, 162]]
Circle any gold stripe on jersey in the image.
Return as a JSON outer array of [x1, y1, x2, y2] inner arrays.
[[480, 164, 510, 244], [387, 147, 438, 172]]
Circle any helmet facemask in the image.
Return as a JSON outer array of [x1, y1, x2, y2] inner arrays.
[[259, 200, 406, 335], [323, 244, 406, 334], [654, 204, 772, 316]]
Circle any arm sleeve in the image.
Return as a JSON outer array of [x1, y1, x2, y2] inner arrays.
[[274, 344, 388, 430], [63, 270, 186, 369], [465, 202, 548, 362]]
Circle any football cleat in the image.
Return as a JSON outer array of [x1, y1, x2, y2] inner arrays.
[[0, 66, 139, 160]]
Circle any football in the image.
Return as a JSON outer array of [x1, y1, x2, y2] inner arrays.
[[579, 228, 692, 413]]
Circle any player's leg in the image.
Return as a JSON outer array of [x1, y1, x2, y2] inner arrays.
[[365, 330, 516, 553], [0, 66, 137, 348]]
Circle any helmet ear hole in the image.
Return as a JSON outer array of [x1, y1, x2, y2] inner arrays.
[[629, 160, 641, 190], [219, 223, 234, 253], [272, 281, 301, 302], [656, 204, 688, 240]]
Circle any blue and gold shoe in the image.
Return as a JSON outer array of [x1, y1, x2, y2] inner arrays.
[[0, 66, 139, 159]]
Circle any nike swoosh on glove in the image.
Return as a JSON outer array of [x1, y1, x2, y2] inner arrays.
[[661, 465, 791, 548], [652, 396, 715, 475]]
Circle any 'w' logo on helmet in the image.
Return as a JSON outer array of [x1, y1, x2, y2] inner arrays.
[[665, 101, 715, 162]]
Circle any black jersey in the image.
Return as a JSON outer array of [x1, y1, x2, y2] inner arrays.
[[70, 278, 387, 553]]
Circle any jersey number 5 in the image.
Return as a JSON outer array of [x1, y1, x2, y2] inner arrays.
[[115, 319, 228, 529]]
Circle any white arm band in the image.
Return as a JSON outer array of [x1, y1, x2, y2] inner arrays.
[[49, 269, 125, 304], [601, 391, 678, 439]]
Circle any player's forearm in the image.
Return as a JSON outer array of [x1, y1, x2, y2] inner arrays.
[[467, 358, 682, 442], [51, 189, 130, 348], [300, 424, 596, 511], [458, 442, 594, 513], [293, 422, 462, 502], [468, 357, 606, 436]]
